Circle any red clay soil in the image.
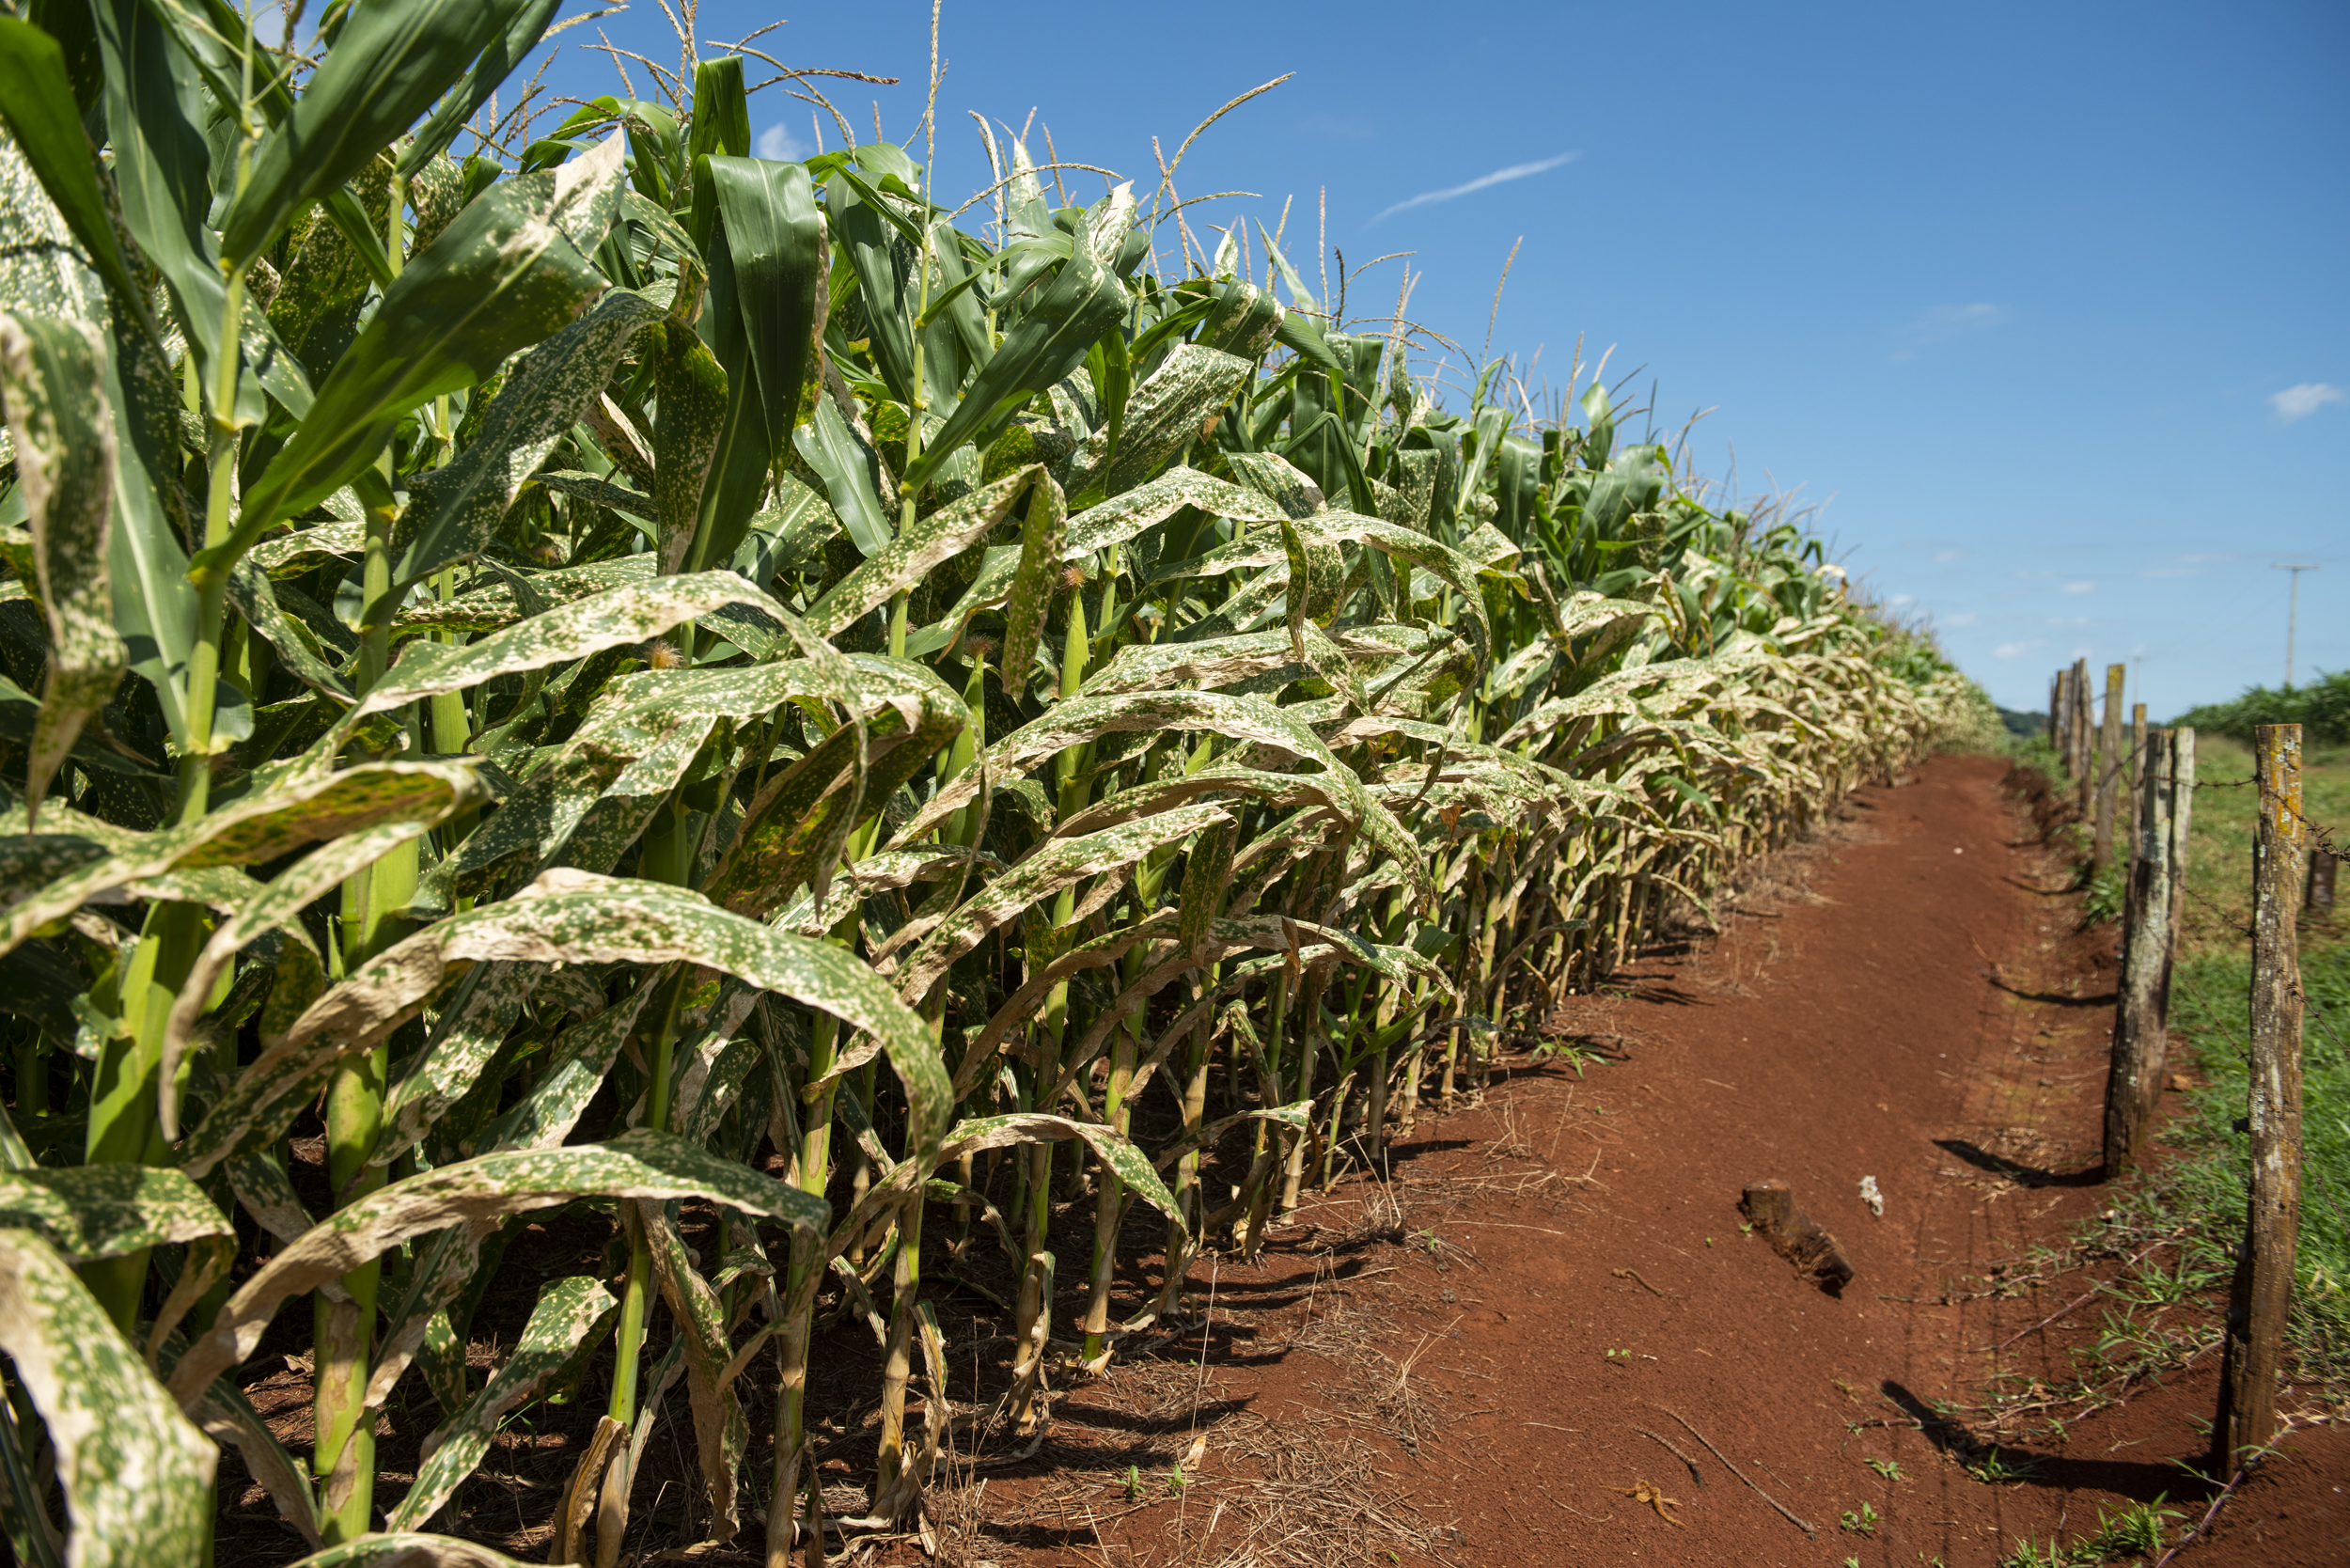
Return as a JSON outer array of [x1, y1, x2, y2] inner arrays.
[[964, 752, 2347, 1568]]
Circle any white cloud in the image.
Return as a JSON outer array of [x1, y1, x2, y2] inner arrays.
[[1945, 611, 1978, 627], [2270, 383, 2345, 423], [1933, 548, 1962, 562], [1994, 640, 2044, 659], [757, 123, 811, 162], [1889, 592, 1914, 606], [2060, 581, 2094, 594], [1893, 303, 2010, 361], [1370, 152, 1578, 226]]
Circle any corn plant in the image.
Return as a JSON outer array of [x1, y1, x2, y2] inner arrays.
[[0, 8, 1980, 1565]]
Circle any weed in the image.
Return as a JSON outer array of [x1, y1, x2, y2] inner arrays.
[[1865, 1457, 1908, 1482], [1840, 1501, 1881, 1536], [1966, 1447, 2043, 1485]]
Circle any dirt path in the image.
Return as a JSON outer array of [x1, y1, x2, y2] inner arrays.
[[991, 753, 2347, 1567]]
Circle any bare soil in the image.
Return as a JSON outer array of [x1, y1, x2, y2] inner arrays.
[[944, 753, 2346, 1567]]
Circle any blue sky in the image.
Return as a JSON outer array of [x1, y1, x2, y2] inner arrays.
[[515, 0, 2347, 715]]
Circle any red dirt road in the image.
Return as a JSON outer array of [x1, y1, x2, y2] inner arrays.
[[1032, 753, 2347, 1568]]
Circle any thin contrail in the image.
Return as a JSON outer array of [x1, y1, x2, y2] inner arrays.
[[1369, 152, 1579, 225]]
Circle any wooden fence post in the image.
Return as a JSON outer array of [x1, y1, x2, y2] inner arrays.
[[2104, 729, 2176, 1173], [2049, 674, 2062, 755], [2310, 849, 2337, 917], [2170, 729, 2196, 962], [2217, 723, 2304, 1470], [2093, 664, 2125, 869], [2129, 701, 2147, 802], [2072, 658, 2093, 815]]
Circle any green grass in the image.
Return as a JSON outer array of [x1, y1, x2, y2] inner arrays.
[[2153, 942, 2350, 1388]]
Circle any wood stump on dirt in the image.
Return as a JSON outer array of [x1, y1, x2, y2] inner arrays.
[[1741, 1179, 1854, 1295]]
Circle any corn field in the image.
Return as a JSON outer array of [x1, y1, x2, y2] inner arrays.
[[0, 7, 1979, 1565]]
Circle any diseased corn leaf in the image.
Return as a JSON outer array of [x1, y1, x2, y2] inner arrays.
[[167, 1129, 830, 1406], [650, 318, 728, 572], [216, 135, 628, 565], [804, 465, 1040, 637], [373, 958, 546, 1169], [0, 1165, 229, 1259], [1061, 464, 1288, 558], [0, 760, 480, 959], [996, 468, 1067, 682], [391, 556, 658, 635], [0, 313, 126, 823], [281, 1533, 538, 1568], [220, 0, 541, 264], [386, 1276, 616, 1531], [0, 1230, 214, 1568], [390, 287, 666, 595], [157, 818, 432, 1136], [889, 1112, 1184, 1231], [189, 1376, 323, 1547], [184, 869, 942, 1174], [471, 980, 652, 1157], [229, 561, 354, 700], [351, 572, 802, 721], [1178, 817, 1238, 952], [892, 804, 1233, 999], [1064, 345, 1252, 500], [641, 1201, 747, 1535], [891, 688, 1431, 903]]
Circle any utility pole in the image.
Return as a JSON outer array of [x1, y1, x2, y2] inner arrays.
[[2273, 563, 2318, 689]]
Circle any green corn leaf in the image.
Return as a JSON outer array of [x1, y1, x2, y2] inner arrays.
[[0, 19, 141, 310], [902, 244, 1131, 490], [214, 134, 629, 573], [219, 0, 519, 267], [0, 759, 481, 959], [0, 1164, 230, 1259], [0, 313, 127, 823], [166, 1128, 832, 1406], [386, 1275, 616, 1531], [88, 0, 310, 425], [399, 0, 564, 176], [0, 1230, 214, 1568], [183, 869, 943, 1175], [793, 391, 894, 557], [685, 155, 823, 576]]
